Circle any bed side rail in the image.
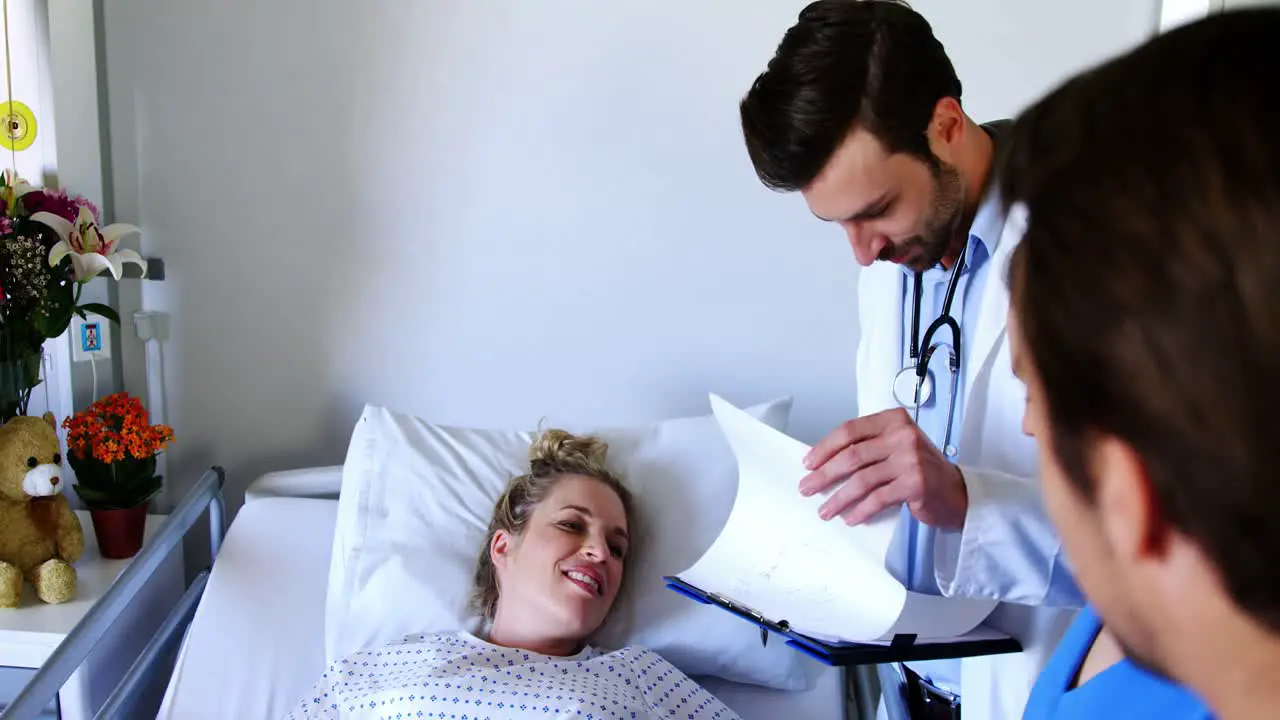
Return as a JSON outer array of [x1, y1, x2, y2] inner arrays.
[[92, 569, 210, 719], [0, 466, 227, 720]]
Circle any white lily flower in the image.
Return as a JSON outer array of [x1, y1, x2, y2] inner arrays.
[[1, 170, 38, 211], [33, 207, 146, 282]]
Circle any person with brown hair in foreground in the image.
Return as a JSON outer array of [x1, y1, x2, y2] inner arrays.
[[1002, 7, 1279, 719]]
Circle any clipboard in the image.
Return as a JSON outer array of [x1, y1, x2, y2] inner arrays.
[[664, 575, 1023, 667]]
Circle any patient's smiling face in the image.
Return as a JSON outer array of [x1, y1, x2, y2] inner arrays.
[[490, 475, 629, 652]]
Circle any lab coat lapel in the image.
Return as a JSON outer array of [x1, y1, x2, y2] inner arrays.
[[961, 203, 1026, 417], [856, 261, 906, 416]]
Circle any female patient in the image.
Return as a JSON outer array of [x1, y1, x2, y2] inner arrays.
[[286, 428, 740, 719]]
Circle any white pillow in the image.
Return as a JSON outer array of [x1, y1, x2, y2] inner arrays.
[[324, 397, 811, 690]]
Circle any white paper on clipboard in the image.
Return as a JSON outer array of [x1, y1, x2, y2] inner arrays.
[[675, 393, 998, 643]]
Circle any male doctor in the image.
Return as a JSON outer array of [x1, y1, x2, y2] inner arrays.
[[738, 2, 1079, 718]]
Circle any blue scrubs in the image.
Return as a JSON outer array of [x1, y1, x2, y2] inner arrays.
[[1023, 605, 1214, 719]]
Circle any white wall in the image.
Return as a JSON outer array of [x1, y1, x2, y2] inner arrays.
[[95, 0, 1159, 519]]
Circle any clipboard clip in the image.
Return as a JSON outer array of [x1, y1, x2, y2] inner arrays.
[[665, 578, 796, 649], [705, 590, 780, 645], [761, 619, 791, 647]]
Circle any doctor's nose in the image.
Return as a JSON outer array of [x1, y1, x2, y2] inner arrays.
[[845, 224, 885, 267]]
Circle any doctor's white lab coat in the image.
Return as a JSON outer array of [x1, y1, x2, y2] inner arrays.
[[854, 203, 1083, 719]]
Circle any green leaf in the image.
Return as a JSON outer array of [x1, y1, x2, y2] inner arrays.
[[36, 310, 73, 339], [68, 455, 113, 488], [35, 285, 76, 338], [68, 452, 164, 509], [79, 303, 121, 325], [72, 484, 119, 509]]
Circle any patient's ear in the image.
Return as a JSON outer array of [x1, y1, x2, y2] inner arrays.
[[490, 530, 514, 569]]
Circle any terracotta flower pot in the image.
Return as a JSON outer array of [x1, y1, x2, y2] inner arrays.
[[89, 504, 147, 559]]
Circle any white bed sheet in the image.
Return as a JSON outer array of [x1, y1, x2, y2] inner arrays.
[[156, 497, 335, 719], [157, 494, 848, 719]]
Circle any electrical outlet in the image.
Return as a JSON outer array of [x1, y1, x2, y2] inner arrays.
[[70, 313, 111, 363]]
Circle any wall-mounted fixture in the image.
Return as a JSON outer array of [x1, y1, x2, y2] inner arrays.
[[116, 257, 165, 281]]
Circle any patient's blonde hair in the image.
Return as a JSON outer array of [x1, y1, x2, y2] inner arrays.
[[471, 428, 634, 622]]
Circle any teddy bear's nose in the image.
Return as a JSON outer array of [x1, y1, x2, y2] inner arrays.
[[50, 477, 59, 486]]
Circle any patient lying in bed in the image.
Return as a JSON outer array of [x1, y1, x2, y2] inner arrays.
[[286, 428, 741, 719]]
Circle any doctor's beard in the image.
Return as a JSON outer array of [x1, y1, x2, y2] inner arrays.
[[884, 158, 967, 272]]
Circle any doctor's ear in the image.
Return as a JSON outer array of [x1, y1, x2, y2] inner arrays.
[[926, 97, 966, 159]]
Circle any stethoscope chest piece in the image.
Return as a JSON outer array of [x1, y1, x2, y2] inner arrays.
[[893, 365, 932, 407]]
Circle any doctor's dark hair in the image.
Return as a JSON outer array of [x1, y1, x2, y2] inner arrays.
[[470, 428, 633, 623], [1001, 9, 1280, 631], [739, 0, 961, 192]]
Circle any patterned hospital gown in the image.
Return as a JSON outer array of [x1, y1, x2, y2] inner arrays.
[[285, 631, 742, 720]]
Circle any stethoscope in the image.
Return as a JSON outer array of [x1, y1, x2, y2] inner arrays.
[[890, 244, 967, 459]]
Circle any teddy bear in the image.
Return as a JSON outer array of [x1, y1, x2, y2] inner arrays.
[[0, 413, 83, 606]]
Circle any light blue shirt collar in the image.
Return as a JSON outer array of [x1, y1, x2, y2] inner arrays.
[[968, 183, 1003, 260]]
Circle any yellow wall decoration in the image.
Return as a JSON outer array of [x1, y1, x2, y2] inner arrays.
[[0, 99, 36, 152]]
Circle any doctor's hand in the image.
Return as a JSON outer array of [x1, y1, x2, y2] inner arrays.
[[798, 408, 968, 530]]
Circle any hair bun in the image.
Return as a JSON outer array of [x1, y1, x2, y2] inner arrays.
[[527, 428, 609, 474]]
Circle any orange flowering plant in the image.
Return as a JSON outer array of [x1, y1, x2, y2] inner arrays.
[[63, 392, 174, 510]]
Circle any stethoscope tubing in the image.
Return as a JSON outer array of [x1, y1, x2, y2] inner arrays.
[[910, 244, 967, 382], [897, 244, 968, 458]]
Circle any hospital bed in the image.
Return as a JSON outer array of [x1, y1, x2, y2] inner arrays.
[[0, 464, 855, 720]]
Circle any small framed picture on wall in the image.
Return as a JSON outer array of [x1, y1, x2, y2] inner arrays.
[[81, 322, 102, 353]]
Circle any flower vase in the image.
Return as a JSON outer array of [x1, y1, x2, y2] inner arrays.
[[0, 349, 43, 424], [88, 504, 147, 559]]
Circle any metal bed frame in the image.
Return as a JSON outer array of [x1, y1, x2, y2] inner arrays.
[[0, 466, 227, 720]]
